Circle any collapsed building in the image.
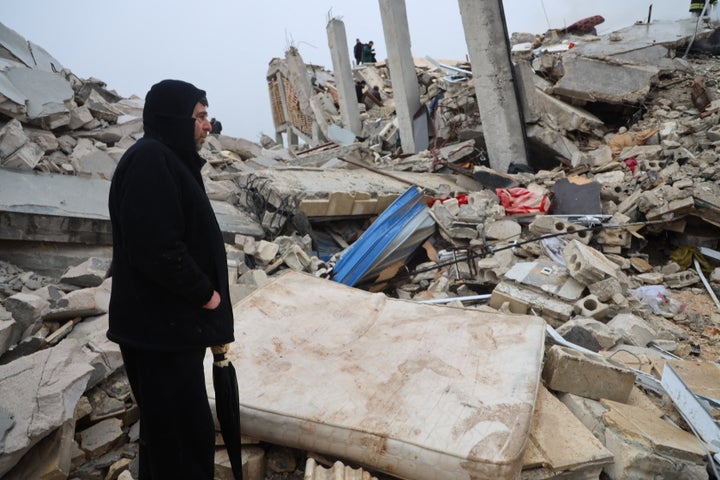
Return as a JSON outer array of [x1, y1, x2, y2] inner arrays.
[[2, 2, 720, 479]]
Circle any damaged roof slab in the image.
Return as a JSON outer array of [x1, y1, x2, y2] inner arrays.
[[550, 55, 659, 105], [0, 168, 263, 245], [570, 18, 714, 57], [238, 167, 484, 218]]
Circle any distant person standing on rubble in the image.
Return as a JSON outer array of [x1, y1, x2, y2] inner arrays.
[[107, 79, 234, 479], [355, 80, 367, 102], [361, 40, 377, 63], [353, 38, 363, 65], [363, 85, 384, 109], [210, 117, 222, 134], [690, 0, 717, 15]]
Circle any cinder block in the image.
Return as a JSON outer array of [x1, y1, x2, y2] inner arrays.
[[528, 216, 592, 244], [574, 294, 610, 320], [641, 158, 663, 171], [542, 345, 635, 402], [563, 239, 618, 285], [600, 183, 625, 202], [664, 270, 698, 288], [596, 228, 631, 248], [491, 281, 573, 325]]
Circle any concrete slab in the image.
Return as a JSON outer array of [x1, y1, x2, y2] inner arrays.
[[6, 67, 73, 122], [211, 270, 546, 480], [665, 359, 720, 402], [210, 200, 264, 241], [551, 54, 659, 105], [504, 258, 586, 301], [522, 384, 613, 476], [0, 22, 65, 72], [570, 19, 713, 58], [601, 399, 707, 464], [237, 166, 483, 218], [0, 168, 111, 244], [0, 167, 263, 244]]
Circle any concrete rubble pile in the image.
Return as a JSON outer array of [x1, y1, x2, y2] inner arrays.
[[3, 9, 720, 480]]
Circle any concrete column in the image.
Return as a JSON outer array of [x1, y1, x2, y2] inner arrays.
[[514, 60, 540, 124], [379, 0, 426, 154], [284, 48, 313, 113], [457, 0, 528, 173], [288, 130, 298, 148], [274, 73, 292, 146], [285, 47, 322, 145], [327, 18, 362, 136]]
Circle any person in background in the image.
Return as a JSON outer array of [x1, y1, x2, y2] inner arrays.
[[428, 86, 445, 121], [107, 79, 234, 479], [690, 0, 717, 15], [210, 117, 222, 134], [363, 85, 384, 109], [361, 40, 377, 64], [353, 38, 363, 65], [355, 80, 367, 102]]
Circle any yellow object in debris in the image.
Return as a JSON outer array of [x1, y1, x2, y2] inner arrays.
[[606, 128, 659, 157], [670, 246, 712, 274]]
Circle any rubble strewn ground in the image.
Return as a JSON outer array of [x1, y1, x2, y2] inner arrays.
[[2, 10, 720, 480]]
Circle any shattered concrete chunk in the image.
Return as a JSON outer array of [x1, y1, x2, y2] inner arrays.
[[78, 418, 123, 458], [542, 345, 635, 402], [69, 138, 117, 179], [6, 67, 73, 126], [0, 119, 44, 169], [0, 339, 94, 477], [60, 257, 111, 288], [556, 317, 621, 351], [4, 291, 49, 336], [551, 54, 659, 105], [606, 313, 658, 348]]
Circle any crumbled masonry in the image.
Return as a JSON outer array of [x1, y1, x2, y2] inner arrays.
[[2, 11, 720, 480]]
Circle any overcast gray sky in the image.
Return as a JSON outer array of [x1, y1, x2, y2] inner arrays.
[[4, 1, 710, 142]]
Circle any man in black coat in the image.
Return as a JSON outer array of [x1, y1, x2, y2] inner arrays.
[[355, 80, 367, 102], [353, 38, 363, 65], [107, 79, 234, 479]]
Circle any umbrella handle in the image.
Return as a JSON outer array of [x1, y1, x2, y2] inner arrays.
[[211, 344, 231, 367]]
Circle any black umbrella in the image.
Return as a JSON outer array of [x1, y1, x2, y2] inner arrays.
[[211, 344, 243, 480]]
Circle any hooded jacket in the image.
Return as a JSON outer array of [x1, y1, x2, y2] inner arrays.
[[107, 79, 234, 350]]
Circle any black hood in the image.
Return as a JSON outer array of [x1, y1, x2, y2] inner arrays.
[[142, 79, 207, 155]]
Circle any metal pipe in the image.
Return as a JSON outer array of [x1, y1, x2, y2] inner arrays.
[[694, 258, 720, 314], [418, 294, 492, 305], [684, 0, 711, 58]]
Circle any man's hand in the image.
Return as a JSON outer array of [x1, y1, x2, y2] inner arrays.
[[203, 290, 221, 310]]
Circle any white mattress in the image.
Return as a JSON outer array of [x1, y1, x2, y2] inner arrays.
[[208, 271, 546, 480]]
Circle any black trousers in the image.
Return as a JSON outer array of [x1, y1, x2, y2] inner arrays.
[[120, 345, 215, 480]]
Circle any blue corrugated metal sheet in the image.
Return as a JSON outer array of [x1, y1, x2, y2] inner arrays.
[[331, 186, 436, 287]]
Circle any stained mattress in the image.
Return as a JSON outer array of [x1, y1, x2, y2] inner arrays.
[[207, 271, 546, 480]]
